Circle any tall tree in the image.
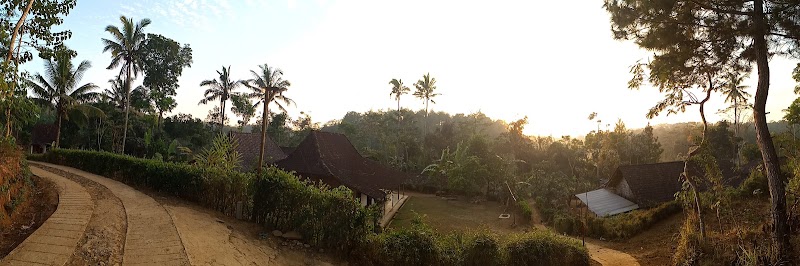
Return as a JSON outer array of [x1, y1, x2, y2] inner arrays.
[[389, 78, 410, 112], [230, 93, 256, 132], [141, 33, 192, 132], [102, 77, 127, 110], [102, 15, 151, 154], [413, 73, 440, 134], [199, 65, 239, 130], [27, 48, 101, 148], [243, 63, 292, 173], [604, 0, 800, 260], [1, 0, 77, 138], [721, 73, 751, 165]]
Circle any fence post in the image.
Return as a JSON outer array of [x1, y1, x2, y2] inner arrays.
[[236, 201, 243, 220]]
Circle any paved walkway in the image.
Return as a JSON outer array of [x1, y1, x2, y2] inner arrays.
[[31, 162, 189, 265], [1, 166, 93, 266], [533, 222, 639, 265]]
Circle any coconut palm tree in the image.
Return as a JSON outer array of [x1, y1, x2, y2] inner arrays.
[[199, 65, 240, 130], [28, 49, 102, 148], [102, 15, 151, 154], [413, 73, 440, 134], [721, 73, 751, 165], [243, 63, 293, 173], [103, 77, 127, 110], [389, 78, 410, 112]]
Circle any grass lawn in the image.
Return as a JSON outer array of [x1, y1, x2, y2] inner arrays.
[[388, 192, 529, 234]]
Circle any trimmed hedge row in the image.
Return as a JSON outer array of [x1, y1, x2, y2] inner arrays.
[[28, 149, 589, 265], [554, 201, 681, 240], [27, 149, 252, 218], [365, 227, 588, 266]]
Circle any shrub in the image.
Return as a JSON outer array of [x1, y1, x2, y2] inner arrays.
[[672, 214, 704, 265], [504, 230, 589, 266], [251, 166, 377, 255], [517, 201, 533, 223], [580, 201, 680, 240], [737, 168, 768, 198], [553, 213, 580, 235], [462, 231, 501, 266], [376, 226, 439, 266]]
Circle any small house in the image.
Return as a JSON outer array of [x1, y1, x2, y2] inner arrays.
[[575, 160, 745, 217], [28, 124, 58, 154], [275, 131, 408, 208], [229, 131, 287, 172]]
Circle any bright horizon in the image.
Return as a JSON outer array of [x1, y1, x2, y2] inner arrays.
[[21, 0, 800, 137]]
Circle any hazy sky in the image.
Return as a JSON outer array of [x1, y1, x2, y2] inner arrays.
[[22, 0, 800, 136]]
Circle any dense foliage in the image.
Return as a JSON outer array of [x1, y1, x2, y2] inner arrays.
[[366, 222, 588, 266]]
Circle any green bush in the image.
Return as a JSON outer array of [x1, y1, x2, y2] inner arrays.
[[376, 226, 439, 266], [462, 231, 501, 266], [504, 231, 589, 266], [28, 149, 249, 217], [517, 201, 533, 223], [251, 166, 377, 255], [583, 201, 681, 240], [553, 213, 579, 235], [737, 168, 768, 198]]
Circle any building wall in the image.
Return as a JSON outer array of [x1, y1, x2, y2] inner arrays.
[[614, 179, 635, 200], [360, 193, 368, 207]]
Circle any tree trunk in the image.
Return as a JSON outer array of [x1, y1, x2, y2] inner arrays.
[[752, 0, 791, 261], [55, 113, 62, 148], [220, 97, 226, 131], [683, 82, 714, 239], [734, 97, 739, 166], [257, 93, 270, 174], [424, 99, 429, 135], [122, 66, 131, 154], [5, 0, 34, 62], [157, 110, 163, 137]]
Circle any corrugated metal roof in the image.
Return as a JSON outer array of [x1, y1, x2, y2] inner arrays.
[[575, 188, 639, 217]]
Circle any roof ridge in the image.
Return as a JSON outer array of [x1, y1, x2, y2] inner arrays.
[[312, 131, 336, 177]]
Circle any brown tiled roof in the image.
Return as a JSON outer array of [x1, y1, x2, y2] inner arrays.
[[607, 161, 687, 206], [275, 130, 409, 200], [229, 131, 287, 172], [607, 160, 745, 207], [31, 124, 58, 145], [279, 146, 295, 154]]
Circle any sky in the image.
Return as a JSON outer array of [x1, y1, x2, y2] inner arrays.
[[21, 0, 800, 137]]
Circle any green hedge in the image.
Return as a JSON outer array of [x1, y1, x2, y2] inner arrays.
[[28, 149, 251, 218], [366, 227, 588, 266], [555, 201, 681, 240], [251, 166, 376, 254]]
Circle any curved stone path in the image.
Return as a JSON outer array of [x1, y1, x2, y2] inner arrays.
[[1, 166, 93, 266], [30, 162, 189, 265]]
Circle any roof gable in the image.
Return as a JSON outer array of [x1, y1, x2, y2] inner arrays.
[[276, 131, 409, 199], [229, 131, 287, 171]]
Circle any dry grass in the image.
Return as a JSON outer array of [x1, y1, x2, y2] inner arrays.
[[389, 192, 528, 234]]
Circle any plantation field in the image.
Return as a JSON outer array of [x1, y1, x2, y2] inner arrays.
[[389, 192, 528, 233]]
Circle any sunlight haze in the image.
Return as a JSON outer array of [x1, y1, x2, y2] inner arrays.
[[24, 0, 800, 137]]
